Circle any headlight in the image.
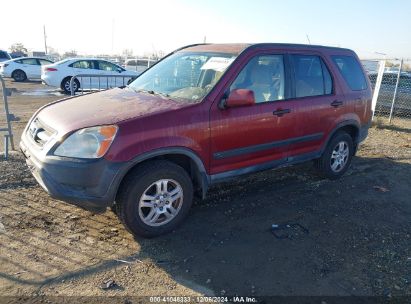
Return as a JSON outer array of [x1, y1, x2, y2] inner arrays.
[[54, 125, 118, 158]]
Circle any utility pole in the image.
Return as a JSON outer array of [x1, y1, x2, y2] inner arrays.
[[44, 25, 48, 54], [306, 34, 311, 45], [203, 36, 207, 43]]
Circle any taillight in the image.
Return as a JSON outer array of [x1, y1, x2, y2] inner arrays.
[[45, 67, 57, 72]]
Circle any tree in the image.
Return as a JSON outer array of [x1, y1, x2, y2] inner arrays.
[[9, 43, 28, 54], [47, 46, 60, 56]]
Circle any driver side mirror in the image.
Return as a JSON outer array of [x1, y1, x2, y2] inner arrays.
[[222, 89, 255, 109]]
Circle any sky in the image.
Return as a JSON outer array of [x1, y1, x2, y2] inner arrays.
[[1, 0, 411, 59]]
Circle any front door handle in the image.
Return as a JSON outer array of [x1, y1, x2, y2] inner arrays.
[[331, 100, 343, 108], [273, 109, 291, 117]]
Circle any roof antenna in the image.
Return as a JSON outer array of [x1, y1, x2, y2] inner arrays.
[[306, 34, 311, 45]]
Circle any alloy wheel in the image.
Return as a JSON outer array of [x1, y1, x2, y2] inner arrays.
[[330, 141, 349, 173], [138, 179, 183, 227]]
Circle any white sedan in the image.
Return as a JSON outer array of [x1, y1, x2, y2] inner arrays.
[[41, 58, 140, 94], [0, 57, 54, 81]]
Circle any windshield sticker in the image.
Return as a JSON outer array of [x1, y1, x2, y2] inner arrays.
[[201, 57, 235, 72]]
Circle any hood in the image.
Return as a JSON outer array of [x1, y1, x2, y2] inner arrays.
[[36, 88, 193, 135]]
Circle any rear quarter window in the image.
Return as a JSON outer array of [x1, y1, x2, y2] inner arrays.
[[332, 55, 367, 91]]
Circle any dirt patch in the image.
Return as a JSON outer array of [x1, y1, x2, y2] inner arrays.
[[1, 80, 411, 299]]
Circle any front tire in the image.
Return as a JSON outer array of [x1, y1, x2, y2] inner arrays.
[[115, 160, 193, 238], [12, 70, 27, 82], [314, 131, 354, 179]]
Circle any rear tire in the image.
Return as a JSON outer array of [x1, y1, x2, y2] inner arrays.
[[61, 77, 80, 94], [12, 69, 27, 82], [115, 160, 193, 238], [314, 131, 354, 179]]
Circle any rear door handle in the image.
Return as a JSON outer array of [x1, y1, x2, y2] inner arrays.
[[331, 100, 343, 108], [273, 109, 291, 117]]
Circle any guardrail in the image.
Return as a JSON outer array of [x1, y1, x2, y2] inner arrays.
[[70, 74, 138, 96], [0, 75, 15, 159]]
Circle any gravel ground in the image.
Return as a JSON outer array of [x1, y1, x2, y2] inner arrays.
[[0, 79, 410, 302]]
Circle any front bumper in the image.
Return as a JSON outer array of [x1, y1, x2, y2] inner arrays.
[[20, 137, 126, 213]]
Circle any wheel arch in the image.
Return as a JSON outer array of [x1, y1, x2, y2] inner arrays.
[[113, 148, 209, 204], [321, 120, 360, 154], [12, 69, 26, 79]]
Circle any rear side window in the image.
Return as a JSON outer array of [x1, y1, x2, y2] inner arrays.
[[292, 55, 333, 98], [22, 58, 39, 65], [332, 55, 367, 91]]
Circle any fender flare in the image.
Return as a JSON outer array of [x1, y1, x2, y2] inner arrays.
[[112, 147, 209, 201], [320, 120, 360, 154]]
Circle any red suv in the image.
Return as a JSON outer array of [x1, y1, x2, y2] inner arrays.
[[20, 43, 372, 237]]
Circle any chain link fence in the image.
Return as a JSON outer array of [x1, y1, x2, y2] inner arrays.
[[361, 58, 411, 126]]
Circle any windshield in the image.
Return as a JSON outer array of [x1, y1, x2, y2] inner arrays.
[[129, 52, 237, 102]]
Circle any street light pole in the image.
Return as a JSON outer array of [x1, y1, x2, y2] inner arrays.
[[43, 25, 48, 55]]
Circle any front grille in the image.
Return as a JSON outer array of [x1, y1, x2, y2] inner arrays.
[[27, 118, 55, 148]]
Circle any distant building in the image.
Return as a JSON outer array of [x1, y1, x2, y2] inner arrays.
[[29, 51, 46, 57]]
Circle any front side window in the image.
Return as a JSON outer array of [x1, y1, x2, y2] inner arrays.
[[230, 55, 285, 103], [98, 60, 120, 71], [292, 55, 333, 98], [71, 60, 94, 69], [332, 55, 367, 91], [136, 60, 148, 67], [129, 52, 237, 102], [126, 60, 136, 66]]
